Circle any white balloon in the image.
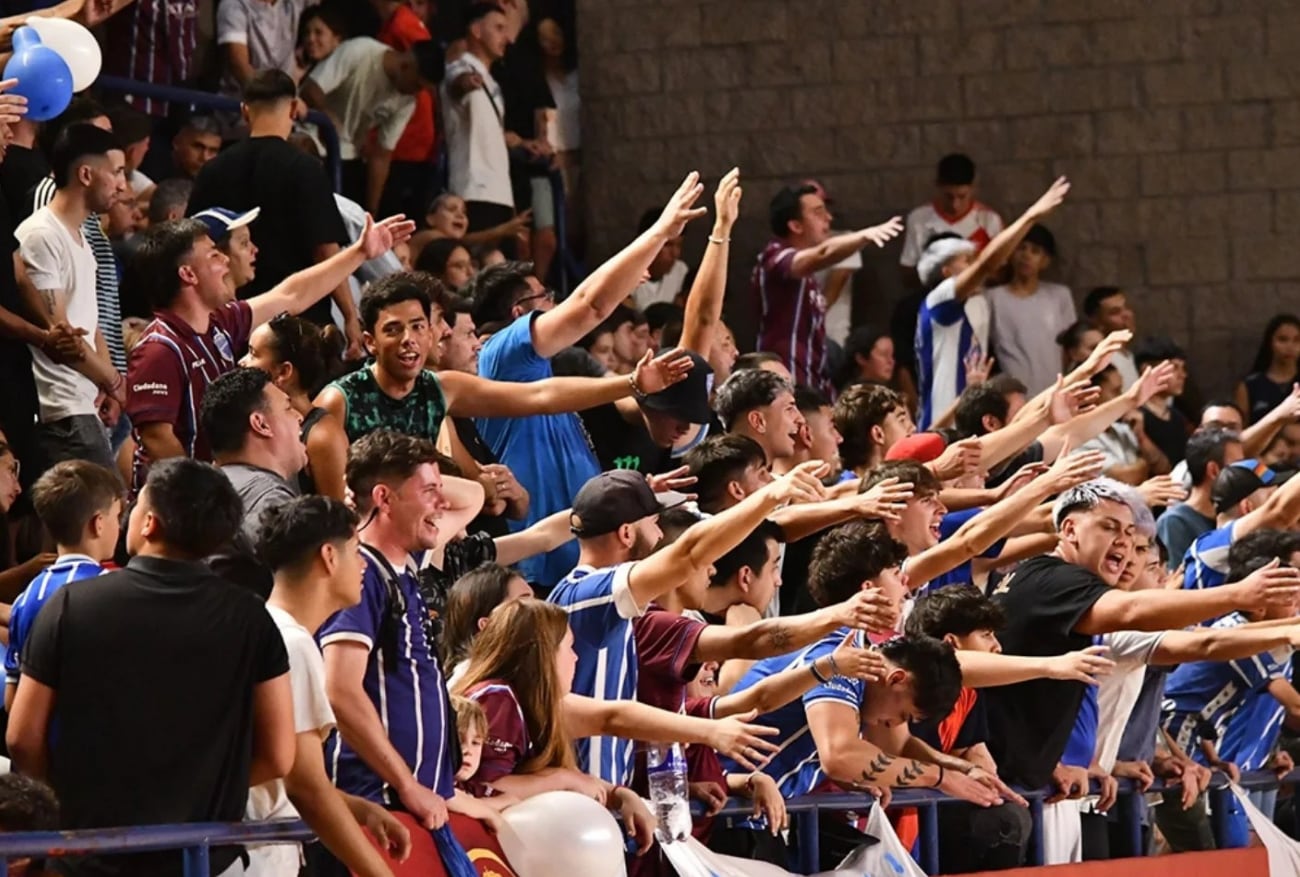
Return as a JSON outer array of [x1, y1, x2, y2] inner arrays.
[[26, 17, 101, 93], [499, 791, 628, 877]]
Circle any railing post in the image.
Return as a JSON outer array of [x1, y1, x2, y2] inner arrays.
[[1027, 795, 1045, 866], [181, 843, 210, 877], [917, 799, 940, 875], [794, 808, 819, 874], [1117, 790, 1144, 856]]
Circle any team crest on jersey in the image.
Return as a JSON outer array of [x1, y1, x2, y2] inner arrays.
[[212, 329, 234, 362]]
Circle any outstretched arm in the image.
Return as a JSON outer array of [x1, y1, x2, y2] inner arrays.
[[679, 169, 740, 357], [531, 173, 707, 358], [950, 177, 1070, 301], [789, 219, 903, 279]]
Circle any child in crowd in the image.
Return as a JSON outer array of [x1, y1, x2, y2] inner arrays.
[[451, 695, 517, 811], [4, 461, 122, 711]]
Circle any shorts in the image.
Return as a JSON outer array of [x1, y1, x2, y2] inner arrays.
[[33, 413, 114, 472], [530, 176, 556, 230], [465, 200, 516, 235]]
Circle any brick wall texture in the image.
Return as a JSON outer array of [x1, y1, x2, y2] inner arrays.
[[574, 0, 1300, 396]]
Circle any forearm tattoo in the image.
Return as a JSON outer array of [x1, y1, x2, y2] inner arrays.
[[897, 759, 928, 787], [39, 290, 56, 315], [860, 752, 893, 785]]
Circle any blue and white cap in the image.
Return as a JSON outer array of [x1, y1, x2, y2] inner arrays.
[[191, 207, 260, 242]]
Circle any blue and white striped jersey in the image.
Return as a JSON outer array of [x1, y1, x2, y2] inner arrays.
[[915, 278, 989, 429], [547, 562, 644, 784], [4, 554, 104, 685]]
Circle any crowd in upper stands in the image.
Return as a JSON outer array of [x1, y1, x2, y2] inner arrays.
[[0, 2, 1295, 877]]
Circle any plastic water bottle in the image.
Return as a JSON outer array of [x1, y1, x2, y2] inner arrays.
[[645, 742, 691, 843]]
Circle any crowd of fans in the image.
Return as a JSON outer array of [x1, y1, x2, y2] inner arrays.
[[0, 2, 1296, 877]]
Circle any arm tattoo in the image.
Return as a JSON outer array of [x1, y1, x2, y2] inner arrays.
[[39, 290, 56, 315], [896, 759, 928, 787], [860, 752, 892, 785], [767, 622, 792, 650]]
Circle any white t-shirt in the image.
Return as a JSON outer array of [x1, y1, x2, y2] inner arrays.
[[900, 201, 1003, 268], [815, 247, 862, 347], [246, 605, 336, 877], [307, 37, 416, 160], [632, 259, 689, 310], [129, 169, 154, 195], [1093, 630, 1165, 773], [986, 281, 1077, 395], [441, 53, 513, 208], [17, 206, 100, 421]]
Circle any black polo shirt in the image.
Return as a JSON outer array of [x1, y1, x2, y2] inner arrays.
[[22, 555, 288, 877], [982, 554, 1110, 788]]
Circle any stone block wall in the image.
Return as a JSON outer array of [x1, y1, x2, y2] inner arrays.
[[574, 0, 1300, 394]]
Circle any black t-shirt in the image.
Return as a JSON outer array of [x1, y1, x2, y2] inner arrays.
[[188, 136, 348, 326], [912, 689, 989, 753], [0, 188, 38, 471], [986, 440, 1045, 489], [982, 553, 1110, 788], [582, 402, 676, 475], [0, 145, 48, 222], [23, 556, 289, 877], [1142, 405, 1190, 466]]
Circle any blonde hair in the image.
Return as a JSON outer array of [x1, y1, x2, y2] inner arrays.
[[452, 695, 487, 739]]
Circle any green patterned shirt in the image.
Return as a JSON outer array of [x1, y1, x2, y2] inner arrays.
[[330, 366, 448, 443]]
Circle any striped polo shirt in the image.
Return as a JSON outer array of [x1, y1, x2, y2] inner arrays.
[[752, 238, 832, 396], [124, 301, 252, 494], [32, 178, 125, 372], [4, 554, 104, 685], [103, 0, 199, 117]]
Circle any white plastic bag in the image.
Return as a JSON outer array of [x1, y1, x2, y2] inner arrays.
[[1230, 783, 1300, 876], [660, 803, 925, 877]]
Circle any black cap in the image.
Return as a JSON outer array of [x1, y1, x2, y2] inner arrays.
[[1212, 459, 1293, 514], [1023, 223, 1056, 257], [569, 470, 685, 538], [641, 351, 713, 425]]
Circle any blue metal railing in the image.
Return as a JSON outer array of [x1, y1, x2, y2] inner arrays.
[[0, 770, 1290, 877], [93, 76, 344, 194], [0, 818, 313, 877]]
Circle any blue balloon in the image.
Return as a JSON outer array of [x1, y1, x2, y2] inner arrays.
[[4, 27, 73, 122]]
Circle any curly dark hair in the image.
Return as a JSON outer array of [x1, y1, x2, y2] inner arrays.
[[808, 519, 909, 608], [905, 586, 1006, 640], [834, 383, 906, 471], [879, 635, 963, 721]]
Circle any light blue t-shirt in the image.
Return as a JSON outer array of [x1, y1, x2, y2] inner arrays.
[[475, 312, 600, 587]]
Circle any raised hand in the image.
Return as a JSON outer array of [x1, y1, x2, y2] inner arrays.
[[833, 591, 898, 638], [1080, 330, 1132, 377], [1138, 474, 1187, 509], [995, 462, 1050, 502], [1049, 374, 1100, 424], [1042, 446, 1106, 493], [828, 631, 888, 680], [1233, 557, 1300, 613], [963, 349, 994, 387], [357, 213, 417, 259], [632, 347, 694, 394], [647, 464, 698, 497], [854, 476, 914, 521], [1045, 645, 1115, 684], [1029, 176, 1071, 219], [1127, 361, 1178, 408], [765, 459, 830, 506], [0, 79, 27, 127], [861, 216, 904, 248], [713, 167, 743, 234], [653, 171, 708, 238], [706, 710, 781, 771], [930, 436, 982, 482]]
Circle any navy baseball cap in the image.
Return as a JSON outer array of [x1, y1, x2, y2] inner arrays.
[[191, 207, 259, 242]]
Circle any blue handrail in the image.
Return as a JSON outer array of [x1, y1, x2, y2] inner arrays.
[[0, 769, 1285, 877], [94, 75, 344, 194]]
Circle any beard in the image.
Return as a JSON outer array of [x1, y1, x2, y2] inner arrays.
[[629, 527, 661, 561]]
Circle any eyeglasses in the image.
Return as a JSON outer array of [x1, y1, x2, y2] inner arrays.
[[515, 288, 556, 308]]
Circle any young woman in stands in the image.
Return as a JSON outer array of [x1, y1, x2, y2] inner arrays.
[[239, 314, 350, 499]]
